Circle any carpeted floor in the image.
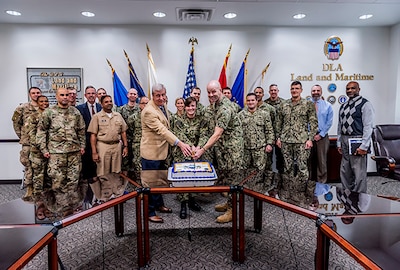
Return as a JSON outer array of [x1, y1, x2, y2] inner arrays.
[[1, 176, 399, 269]]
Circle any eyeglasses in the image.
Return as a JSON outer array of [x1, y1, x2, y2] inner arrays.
[[346, 87, 357, 90], [59, 93, 70, 96], [140, 102, 148, 104]]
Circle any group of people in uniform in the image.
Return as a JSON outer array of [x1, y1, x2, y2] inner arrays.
[[12, 78, 374, 223]]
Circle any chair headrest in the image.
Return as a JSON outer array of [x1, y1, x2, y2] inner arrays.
[[377, 125, 400, 140]]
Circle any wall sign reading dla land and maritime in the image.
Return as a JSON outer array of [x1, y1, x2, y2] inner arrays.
[[291, 63, 374, 82], [290, 36, 374, 82]]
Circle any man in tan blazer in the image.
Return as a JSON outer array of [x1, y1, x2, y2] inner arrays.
[[141, 83, 192, 223]]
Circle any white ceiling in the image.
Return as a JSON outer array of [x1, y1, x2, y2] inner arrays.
[[0, 0, 399, 27]]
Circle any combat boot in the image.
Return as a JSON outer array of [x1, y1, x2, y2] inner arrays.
[[22, 184, 33, 202], [180, 201, 187, 219], [216, 207, 232, 223], [214, 201, 228, 212]]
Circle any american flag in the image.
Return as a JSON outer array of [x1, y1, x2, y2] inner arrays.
[[182, 49, 197, 99]]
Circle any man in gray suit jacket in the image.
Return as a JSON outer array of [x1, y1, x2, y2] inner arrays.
[[141, 83, 191, 223]]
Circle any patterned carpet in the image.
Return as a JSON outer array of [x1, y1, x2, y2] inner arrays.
[[1, 176, 399, 269]]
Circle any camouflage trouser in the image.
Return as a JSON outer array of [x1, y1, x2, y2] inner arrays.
[[30, 150, 50, 200], [279, 143, 315, 207], [48, 151, 81, 191], [214, 144, 243, 187], [217, 168, 245, 208], [243, 148, 267, 194], [131, 142, 142, 183], [44, 178, 87, 217], [46, 151, 84, 216], [20, 145, 32, 185], [214, 146, 243, 171], [121, 141, 133, 172]]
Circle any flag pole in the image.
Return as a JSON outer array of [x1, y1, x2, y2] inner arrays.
[[106, 58, 114, 73], [188, 36, 198, 51], [182, 37, 198, 98], [123, 50, 129, 63], [261, 62, 271, 84], [244, 49, 250, 106]]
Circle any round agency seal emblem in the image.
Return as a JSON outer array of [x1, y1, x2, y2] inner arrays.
[[327, 95, 336, 104], [338, 95, 348, 104], [324, 191, 333, 202], [327, 83, 337, 93]]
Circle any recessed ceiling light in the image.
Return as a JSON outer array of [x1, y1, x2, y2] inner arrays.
[[153, 12, 166, 18], [81, 11, 95, 18], [359, 14, 373, 20], [6, 10, 21, 16], [293, 13, 306, 20], [224, 12, 237, 19]]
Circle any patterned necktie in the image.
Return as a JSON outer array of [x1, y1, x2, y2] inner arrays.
[[159, 106, 167, 118], [91, 104, 95, 116]]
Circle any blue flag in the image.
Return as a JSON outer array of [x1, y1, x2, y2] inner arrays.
[[129, 63, 146, 98], [183, 49, 197, 99], [231, 50, 249, 108], [231, 61, 245, 108], [124, 50, 146, 97], [112, 70, 128, 106]]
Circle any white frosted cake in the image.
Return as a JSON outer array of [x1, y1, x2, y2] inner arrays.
[[168, 161, 217, 187]]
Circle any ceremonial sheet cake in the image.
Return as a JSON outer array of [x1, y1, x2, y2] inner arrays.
[[168, 161, 217, 187]]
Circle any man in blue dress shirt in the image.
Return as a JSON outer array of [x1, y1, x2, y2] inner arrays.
[[310, 84, 333, 183]]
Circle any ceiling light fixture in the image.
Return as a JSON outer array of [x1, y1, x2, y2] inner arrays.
[[293, 13, 306, 20], [6, 10, 22, 16], [224, 12, 237, 19], [153, 12, 166, 18], [81, 11, 95, 18], [359, 14, 373, 20]]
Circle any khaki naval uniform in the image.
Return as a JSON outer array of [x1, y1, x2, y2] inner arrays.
[[88, 110, 128, 176]]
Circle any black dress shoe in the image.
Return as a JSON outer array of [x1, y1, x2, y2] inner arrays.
[[179, 202, 187, 219], [188, 198, 201, 212], [149, 215, 164, 223]]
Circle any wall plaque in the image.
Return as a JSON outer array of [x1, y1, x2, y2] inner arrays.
[[27, 68, 83, 105]]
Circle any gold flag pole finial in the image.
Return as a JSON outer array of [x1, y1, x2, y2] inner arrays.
[[188, 37, 198, 50], [106, 58, 114, 72], [123, 49, 129, 59], [244, 48, 250, 62], [228, 44, 232, 56], [146, 43, 151, 54], [261, 62, 271, 80]]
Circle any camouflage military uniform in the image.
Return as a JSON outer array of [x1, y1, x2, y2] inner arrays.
[[171, 113, 203, 201], [257, 102, 277, 189], [238, 107, 274, 193], [37, 105, 86, 214], [264, 97, 286, 189], [117, 104, 140, 172], [28, 109, 51, 200], [126, 109, 143, 182], [196, 102, 205, 116], [230, 101, 242, 113], [276, 98, 318, 208], [12, 102, 38, 188], [199, 96, 244, 188]]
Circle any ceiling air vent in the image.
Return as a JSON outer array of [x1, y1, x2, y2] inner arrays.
[[176, 8, 213, 22]]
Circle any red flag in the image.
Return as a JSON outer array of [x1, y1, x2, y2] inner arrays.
[[218, 44, 232, 89]]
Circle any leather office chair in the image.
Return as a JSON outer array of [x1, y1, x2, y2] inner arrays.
[[371, 124, 400, 180]]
